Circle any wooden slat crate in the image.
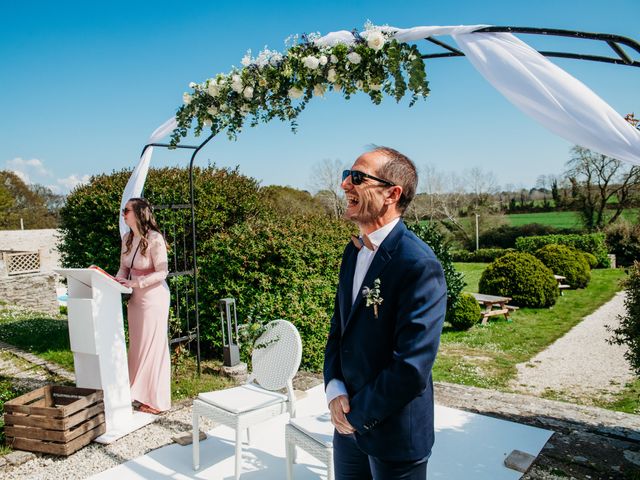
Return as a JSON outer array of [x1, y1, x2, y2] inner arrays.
[[4, 385, 106, 456]]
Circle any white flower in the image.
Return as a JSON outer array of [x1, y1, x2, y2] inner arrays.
[[347, 52, 362, 64], [241, 51, 252, 67], [327, 69, 337, 83], [207, 82, 221, 97], [220, 104, 228, 112], [367, 31, 385, 51], [355, 80, 363, 89], [303, 56, 320, 70], [288, 87, 303, 99], [207, 106, 218, 116], [231, 74, 243, 93], [203, 118, 212, 127], [183, 93, 192, 105], [313, 84, 326, 97], [189, 82, 197, 89], [269, 52, 283, 65], [319, 55, 328, 66], [408, 54, 417, 61], [258, 77, 268, 87], [330, 54, 338, 63], [243, 86, 254, 99], [370, 83, 382, 91]]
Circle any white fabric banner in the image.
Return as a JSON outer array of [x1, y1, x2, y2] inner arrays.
[[119, 116, 177, 238]]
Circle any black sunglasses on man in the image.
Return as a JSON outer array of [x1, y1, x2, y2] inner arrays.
[[342, 169, 395, 187]]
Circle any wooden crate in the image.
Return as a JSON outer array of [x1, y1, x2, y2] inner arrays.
[[4, 385, 105, 456]]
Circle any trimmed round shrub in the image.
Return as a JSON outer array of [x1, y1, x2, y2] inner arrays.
[[479, 252, 558, 308], [534, 244, 591, 289], [446, 292, 481, 330], [580, 251, 598, 269]]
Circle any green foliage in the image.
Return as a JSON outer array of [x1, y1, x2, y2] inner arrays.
[[479, 252, 558, 308], [407, 221, 466, 322], [446, 292, 481, 330], [610, 262, 640, 376], [580, 252, 598, 269], [479, 223, 580, 249], [451, 248, 514, 263], [534, 244, 591, 289], [605, 220, 640, 267], [0, 171, 62, 230], [515, 233, 609, 268], [198, 214, 352, 371], [259, 185, 322, 217]]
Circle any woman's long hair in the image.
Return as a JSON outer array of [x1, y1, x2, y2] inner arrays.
[[123, 198, 168, 255]]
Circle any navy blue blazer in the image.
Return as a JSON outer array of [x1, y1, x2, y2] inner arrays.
[[323, 220, 447, 462]]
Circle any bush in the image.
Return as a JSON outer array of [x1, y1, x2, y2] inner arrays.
[[446, 292, 481, 330], [408, 222, 465, 323], [610, 261, 640, 375], [479, 252, 558, 308], [479, 223, 580, 249], [581, 252, 598, 269], [605, 220, 640, 267], [198, 214, 353, 372], [534, 244, 591, 289], [451, 248, 515, 263], [515, 233, 609, 268]]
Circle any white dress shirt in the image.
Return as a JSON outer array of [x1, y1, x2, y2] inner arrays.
[[326, 217, 401, 406]]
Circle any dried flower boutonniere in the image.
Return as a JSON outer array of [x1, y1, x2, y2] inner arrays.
[[362, 278, 383, 319]]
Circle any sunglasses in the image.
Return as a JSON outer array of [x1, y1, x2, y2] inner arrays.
[[342, 169, 395, 187], [122, 208, 131, 215]]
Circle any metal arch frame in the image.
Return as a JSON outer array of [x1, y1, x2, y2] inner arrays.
[[137, 26, 639, 375], [421, 26, 640, 67]]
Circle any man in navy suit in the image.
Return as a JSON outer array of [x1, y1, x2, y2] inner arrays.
[[324, 146, 447, 479]]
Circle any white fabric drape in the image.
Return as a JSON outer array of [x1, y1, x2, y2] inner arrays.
[[119, 117, 177, 238], [123, 25, 639, 224]]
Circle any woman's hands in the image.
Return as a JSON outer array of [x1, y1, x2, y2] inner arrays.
[[117, 278, 138, 288]]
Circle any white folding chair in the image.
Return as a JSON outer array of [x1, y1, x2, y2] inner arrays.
[[192, 319, 302, 479]]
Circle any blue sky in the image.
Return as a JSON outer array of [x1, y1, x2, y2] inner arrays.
[[1, 0, 638, 194]]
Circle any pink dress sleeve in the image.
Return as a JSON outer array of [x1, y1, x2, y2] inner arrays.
[[116, 237, 130, 280], [136, 233, 169, 288]]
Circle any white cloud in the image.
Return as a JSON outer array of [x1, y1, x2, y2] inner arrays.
[[11, 169, 31, 184], [6, 157, 52, 179], [57, 174, 90, 191]]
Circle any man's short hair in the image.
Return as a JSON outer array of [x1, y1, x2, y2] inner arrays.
[[373, 146, 418, 213]]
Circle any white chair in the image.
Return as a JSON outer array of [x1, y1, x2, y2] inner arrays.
[[285, 411, 334, 480], [192, 319, 302, 479]]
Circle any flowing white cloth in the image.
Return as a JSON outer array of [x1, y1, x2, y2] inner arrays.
[[317, 25, 640, 166], [119, 117, 178, 238], [123, 25, 640, 213]]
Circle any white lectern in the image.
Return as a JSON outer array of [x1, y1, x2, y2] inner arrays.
[[55, 268, 156, 443]]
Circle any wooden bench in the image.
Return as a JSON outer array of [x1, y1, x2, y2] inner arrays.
[[554, 275, 571, 296], [471, 293, 518, 325]]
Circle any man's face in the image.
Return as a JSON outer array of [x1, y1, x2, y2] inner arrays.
[[341, 152, 391, 225]]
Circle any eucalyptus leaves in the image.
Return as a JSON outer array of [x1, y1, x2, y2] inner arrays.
[[170, 25, 430, 146]]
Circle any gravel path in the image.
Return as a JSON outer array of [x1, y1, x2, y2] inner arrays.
[[511, 292, 634, 402]]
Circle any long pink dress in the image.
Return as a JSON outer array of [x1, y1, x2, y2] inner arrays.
[[116, 230, 171, 412]]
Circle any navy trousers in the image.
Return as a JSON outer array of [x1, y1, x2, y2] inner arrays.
[[333, 432, 428, 480]]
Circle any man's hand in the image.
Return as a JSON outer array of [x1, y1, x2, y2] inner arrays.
[[329, 395, 355, 434]]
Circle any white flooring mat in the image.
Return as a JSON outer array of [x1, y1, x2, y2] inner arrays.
[[90, 385, 552, 480]]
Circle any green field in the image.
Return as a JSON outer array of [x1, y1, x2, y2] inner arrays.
[[505, 208, 639, 229]]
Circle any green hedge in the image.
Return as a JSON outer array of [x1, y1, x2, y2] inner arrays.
[[479, 252, 558, 308], [446, 292, 481, 330], [515, 233, 609, 268], [198, 214, 352, 371], [610, 261, 640, 375], [451, 248, 515, 263], [534, 244, 591, 289]]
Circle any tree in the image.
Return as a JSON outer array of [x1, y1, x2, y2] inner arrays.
[[309, 158, 346, 219], [565, 146, 640, 230], [0, 171, 61, 229]]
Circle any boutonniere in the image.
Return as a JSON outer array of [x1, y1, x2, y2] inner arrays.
[[362, 278, 383, 319]]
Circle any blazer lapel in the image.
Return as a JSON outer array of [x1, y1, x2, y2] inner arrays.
[[343, 221, 406, 334], [339, 245, 358, 330]]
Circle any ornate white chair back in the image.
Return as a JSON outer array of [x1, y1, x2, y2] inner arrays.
[[251, 319, 302, 391]]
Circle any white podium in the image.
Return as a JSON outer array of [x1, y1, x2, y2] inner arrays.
[[55, 268, 156, 443]]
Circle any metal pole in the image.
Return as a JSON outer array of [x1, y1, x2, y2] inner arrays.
[[475, 214, 479, 251]]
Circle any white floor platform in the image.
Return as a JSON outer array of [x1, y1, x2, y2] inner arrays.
[[89, 385, 552, 480]]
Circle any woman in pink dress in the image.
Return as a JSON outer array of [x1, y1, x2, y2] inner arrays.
[[116, 197, 171, 414]]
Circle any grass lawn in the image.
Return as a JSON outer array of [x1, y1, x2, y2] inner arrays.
[[504, 208, 639, 228], [436, 265, 630, 407]]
